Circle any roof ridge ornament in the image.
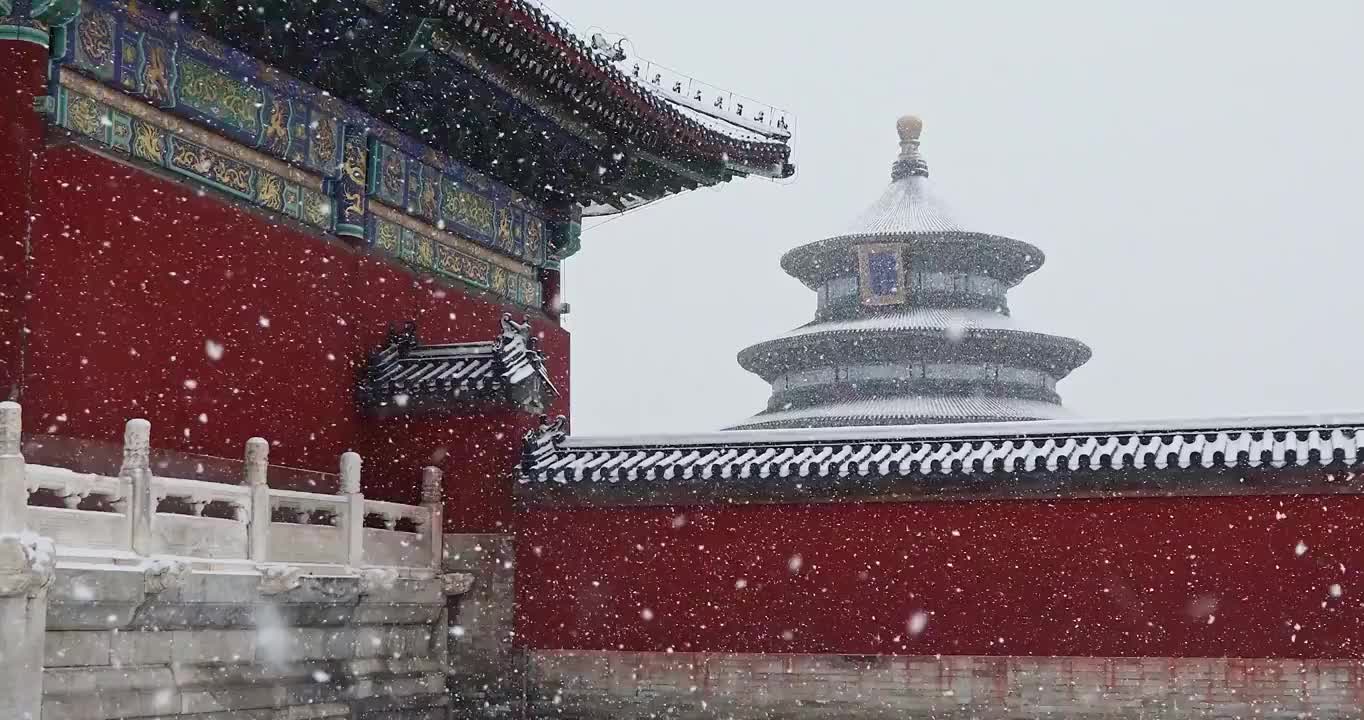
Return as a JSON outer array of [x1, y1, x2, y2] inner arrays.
[[522, 415, 568, 468], [389, 321, 420, 349], [890, 114, 929, 181], [497, 313, 559, 404], [498, 313, 534, 349]]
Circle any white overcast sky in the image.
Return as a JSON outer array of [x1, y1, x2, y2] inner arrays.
[[551, 0, 1364, 436]]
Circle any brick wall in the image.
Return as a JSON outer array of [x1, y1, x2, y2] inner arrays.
[[527, 650, 1364, 719], [518, 495, 1364, 659], [41, 564, 449, 720]]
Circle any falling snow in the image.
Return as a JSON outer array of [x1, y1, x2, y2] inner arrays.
[[6, 2, 1358, 718]]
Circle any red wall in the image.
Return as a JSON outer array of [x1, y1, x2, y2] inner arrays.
[[19, 142, 568, 531], [518, 493, 1364, 659], [0, 40, 50, 399]]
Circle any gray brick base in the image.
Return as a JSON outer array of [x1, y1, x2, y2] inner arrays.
[[527, 650, 1364, 719], [444, 533, 520, 718], [40, 565, 448, 720]]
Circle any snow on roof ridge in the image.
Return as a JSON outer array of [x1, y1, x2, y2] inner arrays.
[[774, 307, 1018, 342], [560, 409, 1364, 450], [732, 396, 1071, 428]]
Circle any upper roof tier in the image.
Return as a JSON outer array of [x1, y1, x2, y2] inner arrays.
[[782, 116, 1040, 286], [148, 0, 794, 215], [840, 115, 961, 236], [841, 170, 965, 236]]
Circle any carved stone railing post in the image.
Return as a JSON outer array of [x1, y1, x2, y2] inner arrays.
[[244, 437, 271, 562], [339, 451, 364, 568], [421, 466, 444, 569], [121, 418, 155, 555], [0, 402, 25, 535], [0, 401, 54, 720]]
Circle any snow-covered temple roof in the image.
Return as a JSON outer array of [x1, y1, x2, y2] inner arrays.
[[837, 174, 965, 237], [822, 115, 1004, 242], [734, 116, 1090, 430]]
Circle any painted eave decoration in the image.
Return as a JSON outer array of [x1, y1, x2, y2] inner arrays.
[[44, 0, 563, 303], [423, 0, 794, 175], [125, 0, 793, 216], [360, 314, 556, 416]]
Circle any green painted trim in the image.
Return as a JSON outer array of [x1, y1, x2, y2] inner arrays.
[[432, 265, 489, 290], [396, 256, 500, 306], [54, 69, 542, 308], [0, 24, 51, 48], [55, 81, 68, 124], [32, 0, 78, 27], [48, 23, 66, 57], [378, 243, 540, 307], [365, 138, 381, 195], [169, 165, 251, 200]]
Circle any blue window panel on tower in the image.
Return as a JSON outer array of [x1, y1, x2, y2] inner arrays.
[[866, 251, 900, 295]]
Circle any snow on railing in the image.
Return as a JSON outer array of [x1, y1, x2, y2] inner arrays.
[[1, 403, 443, 573]]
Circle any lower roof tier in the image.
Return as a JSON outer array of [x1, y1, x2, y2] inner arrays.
[[729, 395, 1070, 430], [737, 309, 1092, 381]]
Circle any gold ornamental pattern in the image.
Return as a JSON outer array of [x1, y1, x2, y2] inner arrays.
[[65, 93, 106, 139], [177, 57, 263, 135], [76, 8, 115, 77], [170, 138, 254, 196], [131, 122, 164, 164]]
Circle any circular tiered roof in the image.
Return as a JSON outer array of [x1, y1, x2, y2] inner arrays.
[[730, 116, 1090, 430]]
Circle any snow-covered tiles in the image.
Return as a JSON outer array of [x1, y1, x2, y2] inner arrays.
[[732, 395, 1073, 429], [521, 413, 1364, 487]]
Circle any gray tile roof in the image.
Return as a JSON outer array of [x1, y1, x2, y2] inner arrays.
[[423, 0, 793, 175], [521, 413, 1364, 488], [361, 315, 556, 414], [836, 173, 966, 238]]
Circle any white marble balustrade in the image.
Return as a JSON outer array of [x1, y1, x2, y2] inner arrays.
[[1, 403, 444, 572]]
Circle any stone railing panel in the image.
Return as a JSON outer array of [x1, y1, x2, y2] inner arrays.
[[24, 464, 130, 554], [149, 475, 250, 558], [11, 408, 442, 572], [151, 511, 249, 559], [363, 497, 431, 531], [363, 498, 435, 568], [363, 527, 431, 568], [267, 489, 349, 566]]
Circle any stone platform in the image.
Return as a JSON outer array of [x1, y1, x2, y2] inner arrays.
[[528, 650, 1364, 719]]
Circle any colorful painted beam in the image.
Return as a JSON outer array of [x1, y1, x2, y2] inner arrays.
[[42, 0, 561, 310]]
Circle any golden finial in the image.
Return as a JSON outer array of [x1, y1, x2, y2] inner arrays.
[[896, 115, 923, 142]]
